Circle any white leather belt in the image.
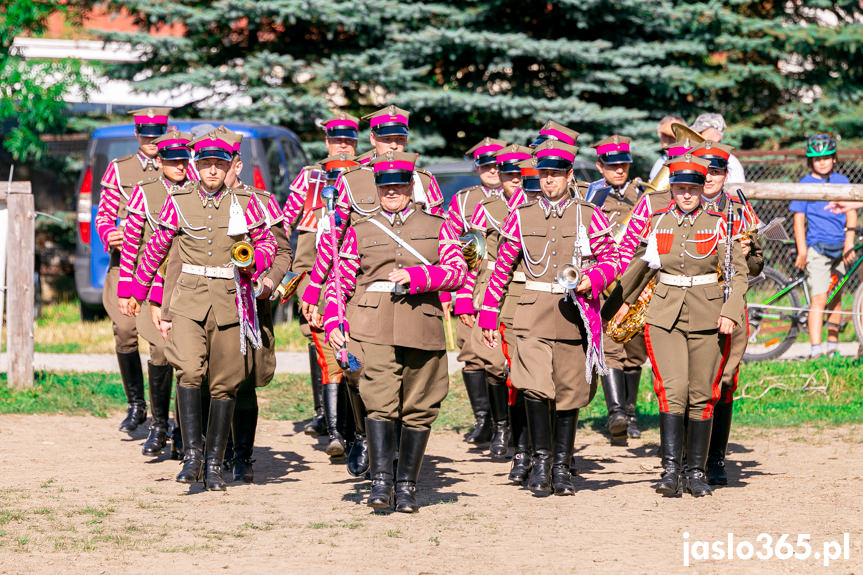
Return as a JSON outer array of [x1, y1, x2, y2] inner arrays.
[[485, 261, 526, 282], [181, 263, 235, 279], [525, 280, 566, 294], [658, 272, 718, 287], [365, 281, 407, 295]]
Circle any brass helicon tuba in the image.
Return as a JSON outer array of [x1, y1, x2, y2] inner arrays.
[[459, 230, 486, 271]]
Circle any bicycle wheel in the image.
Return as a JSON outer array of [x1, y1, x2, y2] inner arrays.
[[742, 267, 804, 361], [852, 282, 863, 351]]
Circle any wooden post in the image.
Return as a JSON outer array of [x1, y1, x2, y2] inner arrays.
[[6, 181, 35, 388]]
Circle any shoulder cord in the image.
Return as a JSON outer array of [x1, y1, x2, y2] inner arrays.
[[365, 217, 432, 265]]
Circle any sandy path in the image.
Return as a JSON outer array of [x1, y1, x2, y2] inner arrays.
[[0, 414, 861, 574]]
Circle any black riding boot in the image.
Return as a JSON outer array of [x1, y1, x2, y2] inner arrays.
[[304, 343, 327, 436], [525, 397, 554, 496], [117, 350, 147, 432], [487, 378, 511, 460], [395, 426, 432, 513], [204, 397, 235, 491], [707, 400, 733, 485], [601, 368, 628, 443], [323, 382, 346, 458], [462, 370, 492, 444], [232, 406, 258, 483], [366, 418, 396, 510], [142, 363, 173, 456], [170, 382, 183, 460], [346, 385, 369, 477], [552, 409, 579, 496], [655, 412, 684, 496], [508, 390, 531, 484], [623, 369, 642, 439], [685, 418, 713, 497], [176, 386, 204, 484]]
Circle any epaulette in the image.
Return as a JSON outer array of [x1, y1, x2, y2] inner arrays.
[[114, 153, 138, 164], [415, 167, 433, 178], [516, 199, 539, 211], [479, 193, 503, 207], [344, 163, 369, 175], [455, 184, 482, 197], [137, 177, 161, 188], [653, 204, 673, 215], [705, 208, 724, 217], [231, 185, 254, 198], [422, 209, 445, 220], [170, 181, 197, 196]]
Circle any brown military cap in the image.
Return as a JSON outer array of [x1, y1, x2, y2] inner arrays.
[[593, 135, 633, 165], [689, 141, 734, 171], [362, 105, 410, 137], [129, 107, 171, 136], [212, 125, 243, 154], [494, 144, 534, 173], [531, 120, 580, 147], [324, 112, 360, 140], [320, 153, 359, 179], [152, 130, 193, 160], [465, 137, 507, 166], [370, 151, 418, 185], [533, 140, 579, 170]]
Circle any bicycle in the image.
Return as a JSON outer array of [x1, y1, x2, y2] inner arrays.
[[743, 232, 863, 361]]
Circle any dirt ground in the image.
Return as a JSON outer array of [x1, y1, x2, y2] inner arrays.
[[1, 414, 861, 574]]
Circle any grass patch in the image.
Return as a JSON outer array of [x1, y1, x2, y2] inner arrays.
[[0, 372, 126, 417]]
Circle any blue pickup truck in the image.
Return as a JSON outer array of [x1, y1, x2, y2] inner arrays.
[[74, 120, 307, 320]]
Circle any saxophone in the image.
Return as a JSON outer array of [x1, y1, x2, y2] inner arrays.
[[606, 278, 654, 344]]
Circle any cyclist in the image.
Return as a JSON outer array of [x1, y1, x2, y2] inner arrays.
[[789, 133, 856, 358]]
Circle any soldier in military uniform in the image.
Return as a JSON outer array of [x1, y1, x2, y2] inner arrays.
[[95, 107, 170, 432], [287, 113, 359, 440], [117, 130, 192, 457], [324, 152, 467, 513], [443, 137, 506, 449], [586, 135, 649, 444], [469, 154, 540, 482], [217, 126, 292, 483], [691, 141, 764, 486], [283, 141, 362, 468], [479, 140, 621, 497], [129, 132, 277, 491], [616, 154, 748, 497]]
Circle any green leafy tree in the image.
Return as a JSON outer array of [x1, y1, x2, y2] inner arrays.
[[91, 0, 863, 166], [0, 1, 91, 161]]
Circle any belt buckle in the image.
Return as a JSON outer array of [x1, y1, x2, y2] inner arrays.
[[392, 283, 407, 295]]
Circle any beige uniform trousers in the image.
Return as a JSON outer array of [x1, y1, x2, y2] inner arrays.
[[602, 331, 648, 371], [644, 304, 729, 420], [166, 307, 252, 400], [511, 336, 597, 411], [358, 341, 449, 430], [103, 253, 138, 354], [456, 319, 508, 381], [136, 302, 167, 365]]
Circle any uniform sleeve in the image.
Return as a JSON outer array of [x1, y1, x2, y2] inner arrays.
[[618, 221, 659, 306], [323, 227, 359, 341], [446, 191, 468, 237], [477, 212, 522, 330], [404, 219, 468, 294], [131, 196, 180, 301], [302, 210, 348, 307], [264, 192, 284, 226], [585, 207, 621, 299], [425, 173, 445, 215], [95, 161, 121, 250], [117, 185, 147, 298], [618, 193, 653, 271], [720, 231, 750, 325], [281, 190, 306, 233], [246, 196, 277, 277]]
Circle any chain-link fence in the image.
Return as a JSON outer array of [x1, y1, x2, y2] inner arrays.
[[740, 149, 863, 289]]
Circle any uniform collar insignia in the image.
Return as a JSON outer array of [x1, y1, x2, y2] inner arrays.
[[482, 185, 502, 198], [672, 204, 700, 225], [381, 205, 415, 225], [137, 151, 157, 170], [539, 195, 571, 218], [199, 185, 226, 208]]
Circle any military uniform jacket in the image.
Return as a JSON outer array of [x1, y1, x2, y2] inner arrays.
[[619, 204, 749, 331], [95, 152, 161, 250], [301, 163, 445, 307], [478, 196, 621, 339], [117, 177, 179, 299], [131, 183, 277, 327], [323, 203, 467, 351]]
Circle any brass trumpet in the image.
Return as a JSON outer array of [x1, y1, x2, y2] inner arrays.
[[459, 230, 486, 271], [231, 240, 255, 274], [271, 270, 306, 302], [555, 264, 582, 290]]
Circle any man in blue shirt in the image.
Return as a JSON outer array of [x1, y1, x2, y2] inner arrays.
[[789, 133, 856, 358]]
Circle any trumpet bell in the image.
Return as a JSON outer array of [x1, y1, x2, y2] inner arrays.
[[231, 240, 255, 271], [272, 270, 306, 302], [459, 230, 486, 271], [555, 265, 582, 290]]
